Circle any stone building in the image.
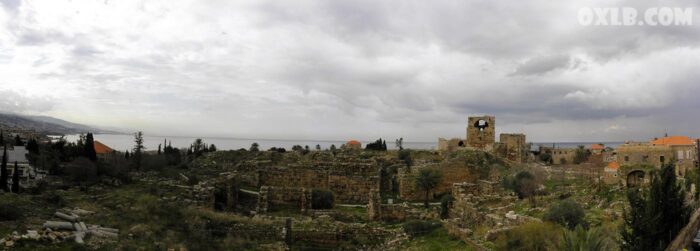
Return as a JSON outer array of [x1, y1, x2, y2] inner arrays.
[[466, 116, 495, 151], [616, 136, 698, 176], [497, 133, 528, 163], [540, 146, 576, 165]]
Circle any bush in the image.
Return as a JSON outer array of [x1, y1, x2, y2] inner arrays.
[[494, 221, 562, 250], [312, 189, 334, 209], [66, 157, 98, 184], [403, 220, 440, 237], [142, 155, 168, 172], [440, 194, 454, 219], [0, 203, 23, 221], [43, 191, 66, 207], [543, 199, 586, 229]]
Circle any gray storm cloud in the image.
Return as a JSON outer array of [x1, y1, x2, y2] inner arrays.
[[0, 0, 699, 142]]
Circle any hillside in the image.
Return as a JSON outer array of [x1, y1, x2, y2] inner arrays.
[[0, 113, 111, 135]]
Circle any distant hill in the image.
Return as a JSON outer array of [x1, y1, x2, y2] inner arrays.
[[0, 113, 116, 135]]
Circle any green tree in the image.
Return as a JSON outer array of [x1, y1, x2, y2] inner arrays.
[[11, 161, 19, 193], [14, 135, 22, 146], [573, 145, 590, 164], [209, 144, 217, 152], [398, 149, 413, 168], [544, 199, 586, 229], [250, 142, 259, 152], [315, 144, 321, 151], [84, 133, 97, 161], [620, 163, 690, 251], [26, 138, 39, 155], [329, 144, 337, 151], [414, 169, 441, 208], [560, 225, 613, 251], [133, 132, 145, 170], [0, 145, 7, 192], [157, 144, 161, 155]]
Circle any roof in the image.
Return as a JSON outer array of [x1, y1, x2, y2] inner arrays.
[[606, 161, 619, 171], [346, 140, 361, 146], [5, 148, 28, 164], [650, 136, 695, 146], [591, 144, 605, 150], [94, 141, 115, 154]]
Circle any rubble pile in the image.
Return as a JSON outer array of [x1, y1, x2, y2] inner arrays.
[[0, 208, 119, 248]]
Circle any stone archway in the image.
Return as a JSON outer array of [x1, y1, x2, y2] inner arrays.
[[626, 170, 646, 187]]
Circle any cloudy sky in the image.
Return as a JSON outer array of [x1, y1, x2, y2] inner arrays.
[[1, 0, 699, 142]]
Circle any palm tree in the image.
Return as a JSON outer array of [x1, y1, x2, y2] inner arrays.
[[560, 225, 613, 251], [414, 169, 441, 208]]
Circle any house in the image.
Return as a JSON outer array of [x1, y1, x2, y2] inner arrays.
[[94, 140, 116, 161], [5, 148, 45, 189], [616, 136, 697, 176], [343, 140, 362, 150], [590, 144, 605, 154], [603, 162, 620, 184]]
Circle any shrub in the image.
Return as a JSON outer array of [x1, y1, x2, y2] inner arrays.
[[495, 221, 562, 251], [66, 157, 98, 184], [0, 203, 23, 221], [403, 220, 440, 237], [43, 191, 66, 207], [543, 199, 586, 229], [311, 189, 334, 209], [440, 194, 454, 219]]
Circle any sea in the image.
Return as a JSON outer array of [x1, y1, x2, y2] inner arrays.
[[58, 134, 624, 152]]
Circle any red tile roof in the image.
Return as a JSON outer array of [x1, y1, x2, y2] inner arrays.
[[346, 140, 361, 146], [94, 140, 114, 154], [650, 136, 695, 146], [591, 144, 605, 150], [606, 162, 620, 171]]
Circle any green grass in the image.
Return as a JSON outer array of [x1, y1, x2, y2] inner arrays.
[[402, 227, 474, 251]]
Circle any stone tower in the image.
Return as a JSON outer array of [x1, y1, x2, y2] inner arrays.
[[466, 116, 495, 150]]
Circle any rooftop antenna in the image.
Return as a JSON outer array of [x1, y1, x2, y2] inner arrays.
[[664, 128, 668, 138]]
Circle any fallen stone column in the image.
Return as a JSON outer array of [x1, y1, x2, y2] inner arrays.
[[43, 221, 75, 230], [55, 212, 79, 222]]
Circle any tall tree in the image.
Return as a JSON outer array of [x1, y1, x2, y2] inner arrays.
[[157, 144, 162, 155], [26, 138, 39, 155], [250, 142, 260, 152], [124, 150, 130, 159], [84, 133, 97, 161], [133, 132, 145, 170], [11, 161, 19, 193], [14, 135, 22, 146], [414, 169, 442, 208], [620, 164, 690, 251], [0, 145, 7, 192], [315, 144, 321, 151]]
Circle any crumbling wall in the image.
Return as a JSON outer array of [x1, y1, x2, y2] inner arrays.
[[257, 186, 312, 214], [498, 133, 528, 163], [257, 161, 381, 204], [467, 116, 496, 150]]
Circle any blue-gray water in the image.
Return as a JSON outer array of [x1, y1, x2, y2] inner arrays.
[[62, 134, 436, 152], [60, 134, 623, 152]]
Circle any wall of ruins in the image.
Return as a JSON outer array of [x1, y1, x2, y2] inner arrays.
[[498, 133, 528, 163], [398, 162, 477, 201], [257, 186, 312, 214], [256, 161, 381, 204], [467, 116, 496, 150]]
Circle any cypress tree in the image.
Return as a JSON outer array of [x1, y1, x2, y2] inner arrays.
[[125, 150, 130, 159], [157, 144, 162, 155], [11, 161, 19, 193], [84, 133, 97, 161], [0, 145, 7, 192]]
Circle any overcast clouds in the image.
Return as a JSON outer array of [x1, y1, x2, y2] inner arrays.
[[1, 0, 699, 142]]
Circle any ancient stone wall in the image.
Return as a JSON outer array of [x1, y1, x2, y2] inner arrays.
[[498, 133, 528, 163], [397, 163, 475, 201], [257, 186, 311, 214], [467, 116, 495, 150], [256, 160, 381, 204]]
